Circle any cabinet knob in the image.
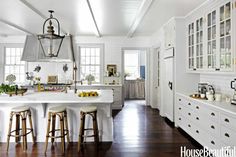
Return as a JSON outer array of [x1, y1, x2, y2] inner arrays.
[[188, 103, 191, 106], [188, 124, 191, 128], [196, 106, 199, 109], [225, 118, 229, 123], [188, 113, 191, 116], [211, 141, 215, 145], [179, 107, 181, 110], [196, 117, 199, 120], [225, 133, 230, 138], [215, 68, 220, 71], [179, 118, 181, 121], [196, 130, 199, 134], [211, 112, 215, 116], [211, 125, 215, 129], [179, 99, 181, 101]]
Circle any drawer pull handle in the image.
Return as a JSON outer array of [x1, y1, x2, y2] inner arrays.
[[188, 103, 191, 106], [179, 118, 181, 121], [196, 130, 199, 134], [211, 112, 215, 116], [211, 141, 215, 145], [196, 117, 199, 120], [188, 113, 191, 116], [188, 124, 191, 128], [179, 107, 181, 110], [179, 99, 181, 101], [225, 118, 229, 123], [225, 133, 230, 138], [211, 125, 215, 129], [196, 106, 199, 109]]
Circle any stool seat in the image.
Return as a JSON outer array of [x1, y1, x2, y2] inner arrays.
[[80, 106, 97, 113], [11, 106, 30, 112], [48, 106, 66, 113]]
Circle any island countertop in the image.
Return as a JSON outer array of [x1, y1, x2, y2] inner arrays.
[[0, 89, 113, 104]]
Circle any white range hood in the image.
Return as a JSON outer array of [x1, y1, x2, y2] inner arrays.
[[21, 35, 75, 62]]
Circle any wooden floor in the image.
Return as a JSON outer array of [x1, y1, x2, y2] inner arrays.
[[0, 100, 202, 157]]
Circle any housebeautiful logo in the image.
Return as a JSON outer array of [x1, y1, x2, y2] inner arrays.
[[180, 146, 236, 157]]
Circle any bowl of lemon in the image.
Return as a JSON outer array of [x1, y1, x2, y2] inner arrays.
[[78, 91, 99, 97]]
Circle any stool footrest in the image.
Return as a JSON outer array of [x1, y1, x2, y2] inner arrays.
[[9, 128, 33, 137], [48, 129, 69, 139]]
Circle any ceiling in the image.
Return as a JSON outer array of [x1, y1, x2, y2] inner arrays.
[[0, 0, 207, 37]]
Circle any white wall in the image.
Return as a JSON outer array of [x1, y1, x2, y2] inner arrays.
[[200, 74, 236, 97]]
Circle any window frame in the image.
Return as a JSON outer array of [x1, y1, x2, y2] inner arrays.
[[3, 44, 27, 84], [77, 44, 104, 84], [124, 50, 141, 80]]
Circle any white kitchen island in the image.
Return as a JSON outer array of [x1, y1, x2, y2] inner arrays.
[[0, 90, 113, 142]]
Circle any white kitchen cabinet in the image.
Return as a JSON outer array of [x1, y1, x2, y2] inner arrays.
[[176, 93, 236, 150], [164, 19, 175, 49], [77, 84, 123, 110], [186, 0, 234, 73]]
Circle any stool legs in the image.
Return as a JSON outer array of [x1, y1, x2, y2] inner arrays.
[[22, 115, 27, 150], [93, 112, 99, 145], [15, 114, 20, 143], [44, 112, 51, 154], [44, 111, 69, 154], [6, 112, 13, 151], [78, 111, 99, 152], [60, 113, 65, 154], [64, 111, 70, 143], [28, 111, 35, 144], [51, 114, 56, 144], [78, 112, 85, 152]]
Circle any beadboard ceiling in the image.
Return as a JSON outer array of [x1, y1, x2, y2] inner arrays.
[[0, 0, 206, 37]]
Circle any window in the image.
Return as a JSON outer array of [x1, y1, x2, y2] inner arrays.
[[79, 45, 103, 83], [4, 47, 25, 83], [124, 51, 140, 80]]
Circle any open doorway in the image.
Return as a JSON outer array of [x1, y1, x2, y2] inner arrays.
[[122, 48, 148, 106]]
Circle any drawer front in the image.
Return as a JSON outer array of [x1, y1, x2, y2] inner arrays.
[[221, 113, 236, 132], [177, 95, 194, 110], [200, 106, 219, 123], [221, 126, 236, 147]]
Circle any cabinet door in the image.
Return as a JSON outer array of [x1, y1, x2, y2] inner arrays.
[[196, 17, 204, 69], [218, 2, 232, 71], [206, 10, 217, 70], [164, 20, 175, 49], [188, 22, 195, 70]]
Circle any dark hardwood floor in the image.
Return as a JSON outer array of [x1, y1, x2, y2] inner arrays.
[[0, 100, 202, 157]]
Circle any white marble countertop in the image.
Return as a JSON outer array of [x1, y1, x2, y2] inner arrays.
[[0, 89, 113, 104], [177, 92, 236, 115], [77, 84, 122, 87]]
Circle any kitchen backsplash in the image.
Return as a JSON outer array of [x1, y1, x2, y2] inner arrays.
[[200, 74, 236, 97]]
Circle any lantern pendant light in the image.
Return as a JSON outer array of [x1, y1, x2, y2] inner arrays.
[[38, 10, 65, 57]]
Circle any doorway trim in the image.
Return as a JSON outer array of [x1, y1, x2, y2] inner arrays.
[[121, 47, 150, 106]]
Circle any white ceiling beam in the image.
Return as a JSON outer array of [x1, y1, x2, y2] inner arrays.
[[0, 19, 34, 35], [86, 0, 101, 37], [19, 0, 67, 34], [127, 0, 153, 38]]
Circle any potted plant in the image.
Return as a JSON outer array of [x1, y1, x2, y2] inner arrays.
[[85, 74, 95, 85]]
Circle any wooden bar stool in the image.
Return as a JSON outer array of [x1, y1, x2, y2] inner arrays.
[[78, 106, 99, 152], [44, 106, 70, 154], [7, 106, 35, 151]]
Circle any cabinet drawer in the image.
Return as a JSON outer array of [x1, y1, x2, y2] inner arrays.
[[200, 107, 219, 122], [221, 126, 236, 147], [221, 113, 236, 132]]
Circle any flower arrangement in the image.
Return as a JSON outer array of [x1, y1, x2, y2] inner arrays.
[[6, 74, 16, 84], [85, 74, 95, 85]]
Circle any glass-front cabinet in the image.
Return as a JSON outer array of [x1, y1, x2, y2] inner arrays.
[[207, 11, 216, 70], [219, 2, 232, 71], [187, 0, 234, 73], [188, 22, 195, 70], [196, 17, 204, 69]]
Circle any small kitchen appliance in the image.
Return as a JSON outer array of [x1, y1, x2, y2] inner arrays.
[[230, 78, 236, 105], [198, 83, 208, 95]]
